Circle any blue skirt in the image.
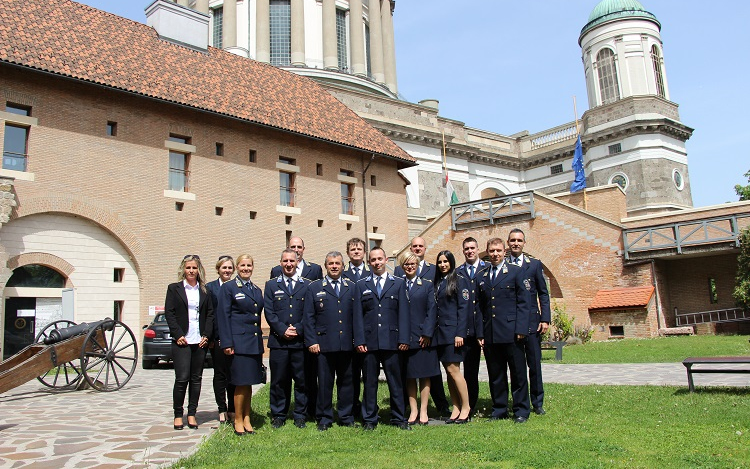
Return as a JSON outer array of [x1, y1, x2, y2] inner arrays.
[[405, 347, 441, 379], [437, 344, 466, 364], [229, 353, 264, 386]]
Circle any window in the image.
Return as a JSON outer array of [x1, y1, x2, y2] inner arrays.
[[215, 206, 224, 216], [370, 175, 377, 186], [113, 301, 124, 321], [673, 169, 684, 191], [550, 164, 563, 175], [651, 45, 665, 98], [106, 121, 117, 136], [212, 7, 223, 49], [365, 24, 371, 78], [608, 143, 622, 155], [249, 211, 257, 219], [249, 149, 257, 163], [5, 104, 30, 116], [316, 163, 323, 176], [168, 135, 190, 192], [215, 142, 224, 156], [113, 268, 124, 282], [609, 326, 624, 337], [279, 156, 296, 207], [3, 123, 29, 171], [596, 48, 620, 105], [336, 9, 348, 71], [175, 201, 184, 211], [340, 169, 355, 215], [270, 0, 291, 66], [609, 172, 629, 191], [708, 278, 718, 304]]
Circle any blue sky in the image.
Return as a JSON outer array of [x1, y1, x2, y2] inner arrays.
[[76, 0, 749, 208]]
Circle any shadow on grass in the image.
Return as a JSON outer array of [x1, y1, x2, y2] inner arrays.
[[672, 386, 750, 396]]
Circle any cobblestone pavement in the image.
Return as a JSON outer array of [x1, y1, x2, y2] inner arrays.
[[1, 361, 747, 468]]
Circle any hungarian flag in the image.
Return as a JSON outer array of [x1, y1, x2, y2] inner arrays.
[[445, 172, 459, 205]]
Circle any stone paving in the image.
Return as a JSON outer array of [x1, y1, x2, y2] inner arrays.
[[0, 361, 747, 468]]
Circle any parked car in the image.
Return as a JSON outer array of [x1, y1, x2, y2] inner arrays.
[[142, 313, 212, 369]]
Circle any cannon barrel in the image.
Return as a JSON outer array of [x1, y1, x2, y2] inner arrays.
[[43, 318, 114, 345]]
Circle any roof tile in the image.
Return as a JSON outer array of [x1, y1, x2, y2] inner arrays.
[[588, 286, 655, 311]]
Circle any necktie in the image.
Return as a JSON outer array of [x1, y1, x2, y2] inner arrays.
[[332, 280, 339, 297], [286, 277, 294, 293], [491, 266, 498, 282], [468, 265, 475, 279], [406, 279, 413, 291], [355, 267, 361, 281], [375, 276, 382, 296]]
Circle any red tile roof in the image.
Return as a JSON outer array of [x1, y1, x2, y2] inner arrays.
[[589, 286, 655, 311], [0, 0, 414, 164]]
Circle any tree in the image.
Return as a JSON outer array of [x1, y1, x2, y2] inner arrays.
[[735, 169, 750, 201], [734, 226, 750, 309]]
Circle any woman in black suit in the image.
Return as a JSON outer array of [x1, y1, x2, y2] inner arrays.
[[434, 250, 471, 424], [206, 255, 235, 425], [216, 253, 265, 436], [400, 252, 439, 426], [164, 254, 213, 430]]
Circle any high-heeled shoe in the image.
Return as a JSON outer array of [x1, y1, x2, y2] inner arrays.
[[407, 418, 418, 426], [445, 418, 456, 424], [218, 412, 227, 424], [187, 417, 199, 429], [454, 417, 469, 424], [418, 420, 429, 426], [234, 429, 246, 436], [174, 418, 184, 430]]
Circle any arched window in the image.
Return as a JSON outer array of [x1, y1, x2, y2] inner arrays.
[[6, 264, 65, 288], [651, 45, 666, 98], [596, 48, 620, 105]]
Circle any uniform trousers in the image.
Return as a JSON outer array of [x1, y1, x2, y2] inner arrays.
[[172, 343, 207, 418], [269, 348, 307, 420], [316, 351, 354, 426], [361, 350, 407, 425], [524, 332, 544, 409], [484, 341, 530, 419], [210, 341, 235, 413], [463, 337, 482, 413], [429, 373, 450, 413], [351, 352, 364, 416]]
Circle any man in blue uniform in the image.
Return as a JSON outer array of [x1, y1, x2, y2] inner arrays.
[[455, 236, 485, 417], [476, 238, 532, 423], [507, 228, 551, 415], [304, 251, 356, 431], [264, 249, 310, 428], [341, 237, 368, 419], [353, 247, 411, 430]]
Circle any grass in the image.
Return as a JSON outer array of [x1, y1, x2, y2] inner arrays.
[[174, 383, 750, 469], [543, 334, 750, 364]]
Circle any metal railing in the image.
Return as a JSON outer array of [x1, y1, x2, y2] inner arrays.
[[451, 191, 535, 230], [675, 307, 749, 326], [623, 213, 750, 260], [2, 151, 27, 172]]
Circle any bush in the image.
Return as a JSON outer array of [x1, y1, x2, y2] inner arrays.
[[574, 324, 594, 344], [549, 301, 575, 342]]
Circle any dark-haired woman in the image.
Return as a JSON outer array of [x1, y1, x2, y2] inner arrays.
[[206, 255, 236, 425], [164, 255, 214, 430], [434, 250, 471, 423]]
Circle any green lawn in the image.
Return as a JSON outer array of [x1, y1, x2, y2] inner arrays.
[[543, 334, 750, 364], [175, 383, 749, 468]]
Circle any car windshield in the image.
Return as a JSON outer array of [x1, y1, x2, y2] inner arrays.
[[154, 314, 167, 323]]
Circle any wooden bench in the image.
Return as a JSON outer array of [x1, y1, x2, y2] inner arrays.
[[541, 340, 566, 361], [682, 357, 750, 392]]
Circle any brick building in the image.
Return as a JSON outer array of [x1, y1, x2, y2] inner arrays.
[[0, 0, 414, 358]]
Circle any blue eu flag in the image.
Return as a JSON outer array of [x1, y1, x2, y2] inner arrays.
[[570, 135, 586, 193]]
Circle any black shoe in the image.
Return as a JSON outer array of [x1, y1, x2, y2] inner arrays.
[[533, 407, 546, 415], [454, 418, 469, 424], [514, 416, 528, 424], [397, 422, 412, 430], [294, 418, 307, 429], [407, 419, 418, 426], [317, 423, 331, 432], [445, 418, 456, 424], [362, 423, 377, 431], [489, 414, 510, 421], [271, 418, 286, 429]]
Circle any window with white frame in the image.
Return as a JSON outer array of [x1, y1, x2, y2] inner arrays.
[[2, 104, 32, 172], [270, 0, 291, 66], [596, 48, 620, 105], [212, 7, 223, 49], [336, 9, 348, 71], [168, 135, 190, 192], [651, 45, 666, 98]]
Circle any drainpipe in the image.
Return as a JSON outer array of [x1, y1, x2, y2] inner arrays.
[[361, 153, 377, 244]]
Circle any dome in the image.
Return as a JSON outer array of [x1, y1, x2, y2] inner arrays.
[[580, 0, 660, 41]]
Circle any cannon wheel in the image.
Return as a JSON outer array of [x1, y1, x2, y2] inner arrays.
[[80, 319, 138, 392], [34, 320, 83, 389]]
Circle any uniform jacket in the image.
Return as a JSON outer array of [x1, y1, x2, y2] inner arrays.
[[353, 274, 410, 350], [393, 261, 436, 281], [342, 262, 369, 283], [215, 276, 264, 355], [476, 262, 532, 344], [206, 278, 223, 338], [508, 255, 551, 334], [303, 277, 355, 352], [455, 261, 485, 337], [434, 274, 471, 345], [403, 276, 437, 348], [264, 275, 310, 349], [164, 281, 214, 342], [270, 260, 323, 281]]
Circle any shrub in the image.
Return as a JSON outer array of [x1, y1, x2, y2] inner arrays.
[[549, 301, 575, 342], [574, 324, 595, 344]]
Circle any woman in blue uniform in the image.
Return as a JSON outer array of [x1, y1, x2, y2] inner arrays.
[[400, 252, 439, 425], [206, 255, 235, 425], [216, 254, 265, 435], [434, 250, 471, 424]]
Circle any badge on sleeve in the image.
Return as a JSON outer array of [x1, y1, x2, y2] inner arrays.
[[462, 289, 470, 301], [523, 279, 531, 291]]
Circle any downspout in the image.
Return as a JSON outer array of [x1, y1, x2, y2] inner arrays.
[[361, 153, 377, 244]]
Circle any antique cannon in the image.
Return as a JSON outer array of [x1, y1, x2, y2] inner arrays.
[[0, 318, 138, 394]]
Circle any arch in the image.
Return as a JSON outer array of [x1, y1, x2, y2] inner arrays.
[[650, 44, 666, 98], [595, 47, 620, 105], [472, 181, 510, 201], [11, 196, 143, 276], [7, 252, 75, 287]]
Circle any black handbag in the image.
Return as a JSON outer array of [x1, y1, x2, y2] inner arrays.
[[260, 363, 268, 384]]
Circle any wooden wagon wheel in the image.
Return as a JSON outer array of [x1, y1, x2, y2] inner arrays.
[[80, 319, 138, 392], [34, 320, 83, 389]]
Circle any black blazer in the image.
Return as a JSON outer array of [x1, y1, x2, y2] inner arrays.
[[476, 263, 532, 344], [164, 281, 214, 342], [206, 278, 223, 338], [269, 260, 323, 281]]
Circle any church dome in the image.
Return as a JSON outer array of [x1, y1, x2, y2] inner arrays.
[[580, 0, 660, 40]]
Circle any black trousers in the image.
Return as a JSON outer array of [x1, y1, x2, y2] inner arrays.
[[269, 348, 307, 420], [524, 332, 544, 409], [484, 340, 529, 419], [362, 350, 406, 425], [316, 351, 354, 425], [210, 341, 235, 413], [463, 336, 481, 412], [429, 373, 449, 412], [172, 342, 207, 418], [351, 351, 364, 414]]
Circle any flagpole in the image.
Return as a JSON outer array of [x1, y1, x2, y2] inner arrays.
[[573, 96, 587, 211]]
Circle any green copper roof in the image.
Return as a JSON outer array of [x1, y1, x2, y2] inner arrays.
[[580, 0, 660, 40]]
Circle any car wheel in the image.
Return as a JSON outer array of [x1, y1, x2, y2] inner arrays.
[[142, 359, 156, 369]]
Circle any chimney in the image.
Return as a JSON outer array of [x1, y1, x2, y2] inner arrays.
[[145, 0, 209, 51]]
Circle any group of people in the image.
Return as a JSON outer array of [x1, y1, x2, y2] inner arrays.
[[163, 230, 550, 434]]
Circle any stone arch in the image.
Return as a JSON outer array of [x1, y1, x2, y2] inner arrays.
[[472, 181, 509, 201], [6, 252, 75, 287], [11, 196, 143, 276]]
